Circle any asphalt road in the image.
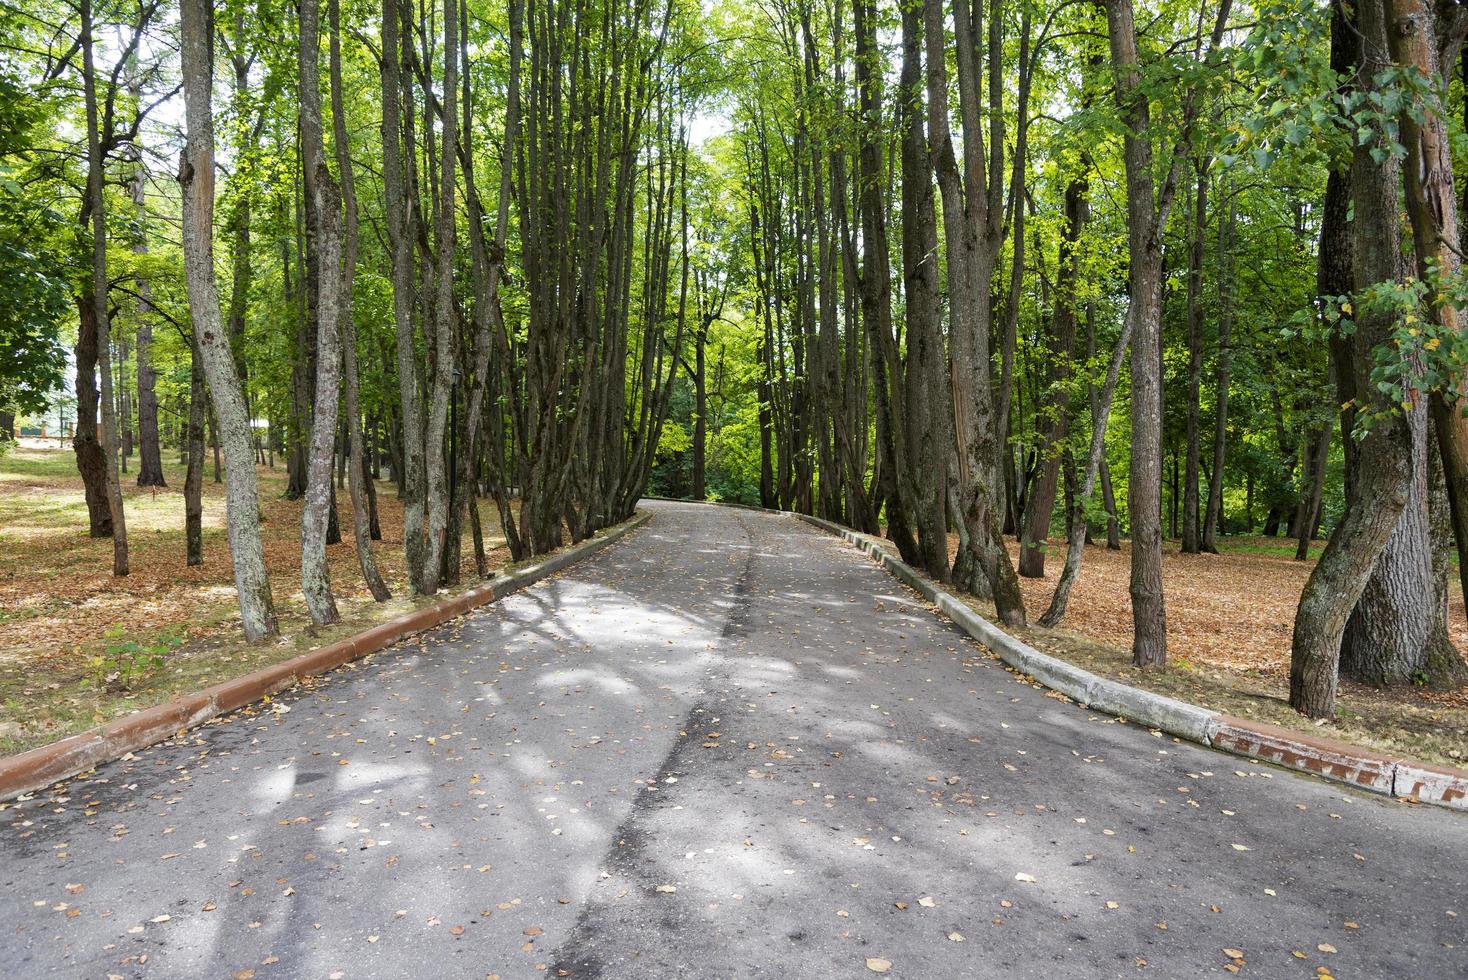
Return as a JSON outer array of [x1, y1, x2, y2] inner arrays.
[[2, 501, 1464, 979]]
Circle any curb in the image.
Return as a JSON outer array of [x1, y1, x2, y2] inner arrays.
[[793, 512, 1468, 813], [0, 510, 652, 803]]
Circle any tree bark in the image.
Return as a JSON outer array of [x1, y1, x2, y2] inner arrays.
[[185, 329, 205, 566], [329, 0, 389, 602], [178, 0, 278, 640], [1020, 173, 1086, 577], [73, 296, 112, 537], [1388, 0, 1468, 622], [1290, 0, 1413, 718], [298, 0, 343, 626], [382, 0, 429, 591], [853, 0, 919, 565], [1181, 158, 1209, 553], [1201, 193, 1236, 552], [899, 0, 949, 581], [131, 158, 166, 487], [81, 0, 128, 577]]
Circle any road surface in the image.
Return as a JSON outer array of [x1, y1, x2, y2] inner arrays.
[[2, 501, 1464, 978]]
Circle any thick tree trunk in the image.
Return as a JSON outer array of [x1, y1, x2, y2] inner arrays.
[[1340, 407, 1464, 685], [1387, 0, 1468, 621], [1290, 0, 1411, 718], [81, 0, 128, 577], [1105, 0, 1168, 667], [899, 0, 949, 581], [178, 0, 278, 640], [417, 0, 459, 592], [73, 296, 112, 537]]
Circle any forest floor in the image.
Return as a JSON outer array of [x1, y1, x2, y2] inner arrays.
[[944, 535, 1468, 770], [0, 440, 510, 756]]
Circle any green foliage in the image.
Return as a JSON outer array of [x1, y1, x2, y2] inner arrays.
[[84, 627, 183, 693]]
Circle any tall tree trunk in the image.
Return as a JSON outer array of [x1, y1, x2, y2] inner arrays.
[[1020, 173, 1086, 577], [418, 0, 459, 593], [178, 0, 278, 640], [1180, 158, 1209, 553], [1105, 0, 1167, 666], [73, 296, 112, 537], [132, 155, 165, 487], [81, 0, 128, 577], [185, 330, 205, 566], [298, 0, 343, 626], [382, 0, 428, 591], [330, 0, 389, 601], [853, 0, 919, 564], [1294, 418, 1330, 560], [1290, 0, 1412, 718], [1389, 0, 1468, 626], [899, 0, 949, 581], [1201, 191, 1236, 552]]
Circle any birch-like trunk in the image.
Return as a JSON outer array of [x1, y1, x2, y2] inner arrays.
[[178, 0, 278, 640]]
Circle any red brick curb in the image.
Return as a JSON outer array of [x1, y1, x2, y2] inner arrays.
[[0, 510, 651, 802]]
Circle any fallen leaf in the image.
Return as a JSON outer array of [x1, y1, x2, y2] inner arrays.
[[1230, 844, 1251, 852], [947, 931, 964, 942], [655, 884, 677, 893], [1318, 943, 1337, 954], [917, 896, 936, 908], [1014, 872, 1036, 883], [865, 958, 892, 974], [1223, 948, 1245, 959]]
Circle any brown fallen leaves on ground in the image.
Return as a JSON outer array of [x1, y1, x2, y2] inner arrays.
[[0, 443, 510, 753], [934, 531, 1468, 767]]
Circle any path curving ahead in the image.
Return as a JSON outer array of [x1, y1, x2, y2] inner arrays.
[[2, 501, 1463, 979]]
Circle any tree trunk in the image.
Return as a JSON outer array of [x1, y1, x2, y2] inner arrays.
[[1181, 158, 1208, 552], [81, 0, 128, 577], [1340, 407, 1464, 685], [1387, 0, 1468, 622], [693, 329, 706, 500], [1019, 174, 1086, 577], [899, 0, 949, 581], [853, 0, 919, 565], [185, 329, 205, 566], [73, 296, 112, 537], [1294, 419, 1330, 560], [1201, 193, 1236, 552], [178, 0, 278, 640], [382, 0, 429, 590], [132, 156, 165, 487], [1289, 0, 1411, 718], [1105, 0, 1168, 667], [298, 0, 343, 626], [328, 0, 389, 601]]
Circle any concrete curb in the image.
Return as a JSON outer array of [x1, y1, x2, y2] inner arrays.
[[793, 511, 1468, 813], [0, 510, 652, 803]]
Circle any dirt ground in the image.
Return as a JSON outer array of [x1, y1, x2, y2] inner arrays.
[[0, 440, 509, 755], [938, 534, 1468, 769]]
